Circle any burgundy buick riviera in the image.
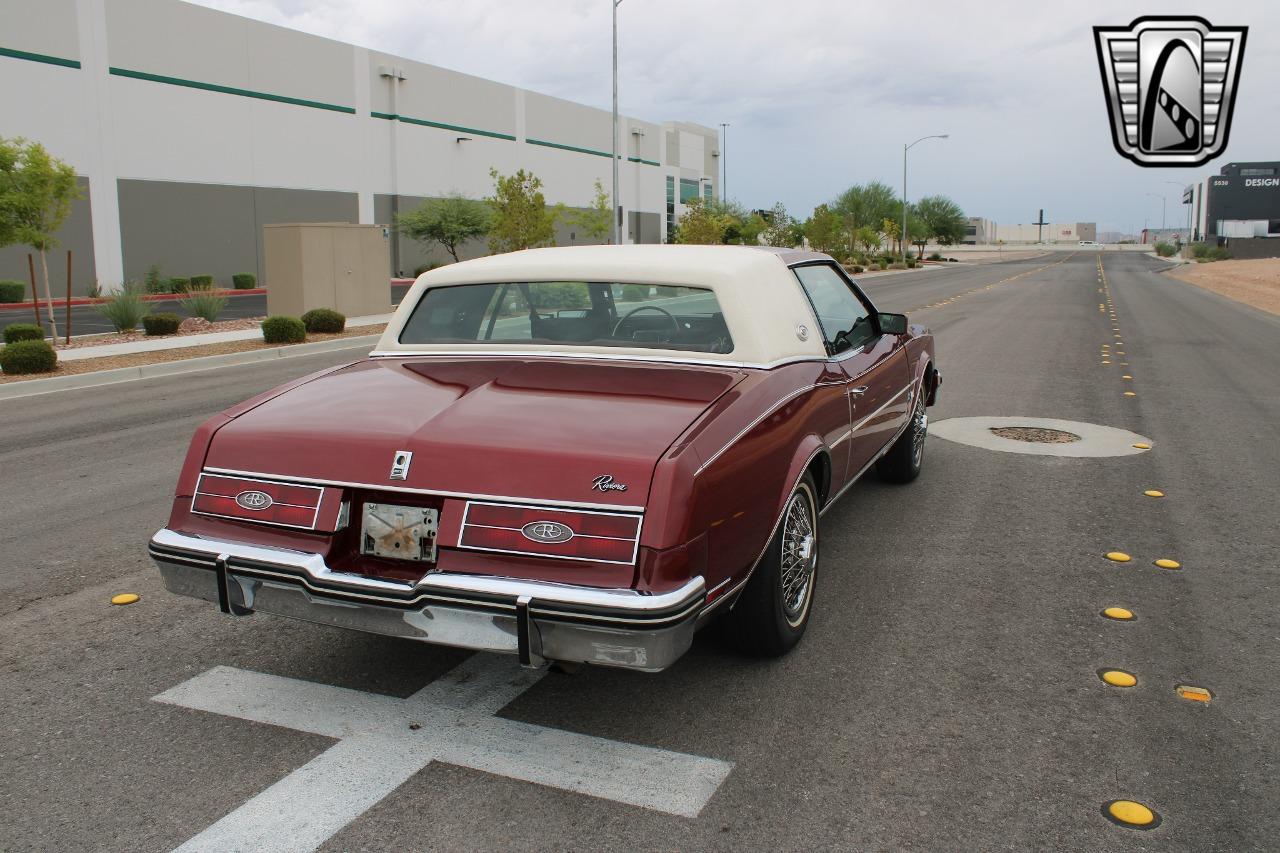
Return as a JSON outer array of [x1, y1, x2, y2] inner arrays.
[[150, 245, 938, 672]]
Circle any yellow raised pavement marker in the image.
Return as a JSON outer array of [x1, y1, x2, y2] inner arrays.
[[1124, 391, 1137, 397], [1154, 558, 1181, 570], [1105, 799, 1159, 828], [1122, 375, 1133, 380], [111, 593, 140, 606], [1176, 685, 1212, 703], [1144, 489, 1164, 497], [1132, 442, 1151, 449], [1102, 606, 1134, 621], [1105, 551, 1132, 562], [1100, 669, 1137, 687]]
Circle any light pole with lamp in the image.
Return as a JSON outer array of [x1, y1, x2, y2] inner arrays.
[[1163, 180, 1189, 245], [611, 0, 623, 245], [719, 123, 729, 202], [903, 134, 948, 264]]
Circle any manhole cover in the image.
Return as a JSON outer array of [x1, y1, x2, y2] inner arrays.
[[929, 416, 1152, 458], [989, 427, 1081, 444]]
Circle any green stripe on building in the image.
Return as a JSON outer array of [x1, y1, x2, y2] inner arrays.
[[109, 67, 355, 114], [371, 112, 515, 141], [628, 156, 660, 167], [527, 138, 614, 159], [0, 46, 81, 69]]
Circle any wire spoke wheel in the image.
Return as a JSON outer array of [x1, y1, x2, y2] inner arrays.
[[780, 487, 817, 626], [910, 392, 928, 468]]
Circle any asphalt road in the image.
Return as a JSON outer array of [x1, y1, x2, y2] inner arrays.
[[2, 252, 1277, 851], [0, 283, 415, 337]]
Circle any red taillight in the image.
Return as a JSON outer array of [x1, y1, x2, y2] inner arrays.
[[191, 473, 346, 532], [459, 501, 641, 565]]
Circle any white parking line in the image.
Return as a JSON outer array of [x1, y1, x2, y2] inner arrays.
[[155, 653, 733, 852]]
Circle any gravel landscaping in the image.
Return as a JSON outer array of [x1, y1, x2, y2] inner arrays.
[[1165, 257, 1280, 316]]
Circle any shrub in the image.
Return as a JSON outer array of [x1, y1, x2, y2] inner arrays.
[[168, 277, 190, 293], [301, 308, 346, 334], [97, 283, 150, 332], [1154, 242, 1177, 257], [231, 273, 256, 290], [413, 263, 441, 277], [1, 339, 57, 374], [142, 313, 182, 336], [179, 288, 228, 322], [1208, 246, 1230, 261], [0, 280, 26, 303], [4, 323, 44, 344], [145, 264, 167, 293], [906, 258, 917, 268], [190, 274, 214, 288], [878, 259, 889, 270], [851, 265, 864, 274], [262, 315, 306, 344], [928, 252, 943, 261]]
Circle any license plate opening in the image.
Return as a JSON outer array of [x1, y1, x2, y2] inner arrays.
[[360, 503, 439, 562]]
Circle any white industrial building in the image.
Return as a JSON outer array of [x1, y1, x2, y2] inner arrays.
[[0, 0, 720, 293], [994, 221, 1098, 244]]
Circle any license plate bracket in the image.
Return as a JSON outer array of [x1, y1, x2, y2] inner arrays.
[[360, 503, 439, 562]]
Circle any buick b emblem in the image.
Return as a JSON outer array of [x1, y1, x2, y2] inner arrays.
[[1094, 17, 1247, 167], [521, 521, 574, 544], [389, 450, 413, 481], [235, 490, 273, 511], [591, 474, 628, 492]]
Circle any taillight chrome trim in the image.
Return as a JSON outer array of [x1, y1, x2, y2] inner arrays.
[[458, 500, 643, 565], [191, 472, 338, 532]]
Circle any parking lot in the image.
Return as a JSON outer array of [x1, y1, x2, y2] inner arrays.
[[2, 251, 1277, 851]]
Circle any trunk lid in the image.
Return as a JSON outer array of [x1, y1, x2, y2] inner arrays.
[[206, 357, 744, 507]]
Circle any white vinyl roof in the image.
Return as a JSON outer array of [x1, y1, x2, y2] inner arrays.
[[373, 245, 830, 367]]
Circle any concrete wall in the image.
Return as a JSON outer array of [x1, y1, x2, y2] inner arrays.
[[0, 0, 716, 293]]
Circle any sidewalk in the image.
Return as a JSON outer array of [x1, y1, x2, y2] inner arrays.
[[55, 313, 393, 361]]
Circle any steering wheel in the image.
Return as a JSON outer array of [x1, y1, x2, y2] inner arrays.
[[612, 305, 681, 341]]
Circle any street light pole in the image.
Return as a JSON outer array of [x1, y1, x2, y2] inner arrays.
[[611, 0, 622, 245], [1163, 180, 1188, 244], [902, 134, 948, 264], [719, 123, 729, 201]]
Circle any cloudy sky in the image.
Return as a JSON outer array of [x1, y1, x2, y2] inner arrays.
[[192, 0, 1278, 235]]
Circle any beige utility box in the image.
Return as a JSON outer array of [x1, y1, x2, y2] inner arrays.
[[264, 223, 392, 319]]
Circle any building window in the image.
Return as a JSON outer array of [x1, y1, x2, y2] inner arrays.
[[703, 182, 712, 202], [1240, 167, 1276, 176], [679, 178, 699, 204], [666, 176, 676, 241]]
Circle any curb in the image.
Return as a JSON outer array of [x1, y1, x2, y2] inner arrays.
[[0, 334, 380, 401]]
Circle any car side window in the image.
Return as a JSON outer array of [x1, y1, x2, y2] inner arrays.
[[792, 264, 875, 354]]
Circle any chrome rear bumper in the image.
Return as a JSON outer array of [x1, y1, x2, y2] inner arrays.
[[148, 528, 704, 672]]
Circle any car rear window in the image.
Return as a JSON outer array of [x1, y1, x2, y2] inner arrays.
[[398, 281, 734, 354]]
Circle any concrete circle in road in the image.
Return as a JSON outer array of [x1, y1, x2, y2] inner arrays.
[[929, 416, 1153, 457]]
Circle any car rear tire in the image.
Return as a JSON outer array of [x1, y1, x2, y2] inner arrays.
[[877, 380, 927, 483], [723, 472, 819, 657]]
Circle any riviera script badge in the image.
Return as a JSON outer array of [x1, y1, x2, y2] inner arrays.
[[591, 475, 628, 492]]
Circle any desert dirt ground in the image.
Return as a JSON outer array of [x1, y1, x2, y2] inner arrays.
[[1164, 257, 1280, 316]]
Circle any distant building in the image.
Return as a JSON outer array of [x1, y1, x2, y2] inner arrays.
[[1140, 228, 1187, 245], [1186, 161, 1280, 242], [994, 222, 1098, 244], [0, 0, 719, 292], [961, 217, 997, 244]]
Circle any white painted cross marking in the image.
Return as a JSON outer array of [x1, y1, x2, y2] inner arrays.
[[155, 653, 733, 853]]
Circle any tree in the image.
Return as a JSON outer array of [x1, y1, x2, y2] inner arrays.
[[396, 193, 491, 262], [913, 195, 967, 245], [906, 216, 929, 259], [759, 202, 802, 248], [673, 197, 731, 244], [0, 137, 81, 341], [853, 225, 882, 256], [880, 218, 900, 256], [832, 181, 899, 230], [486, 168, 560, 254], [568, 179, 612, 243], [803, 204, 847, 257]]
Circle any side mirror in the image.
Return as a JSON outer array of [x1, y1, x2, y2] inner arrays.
[[878, 313, 908, 335]]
